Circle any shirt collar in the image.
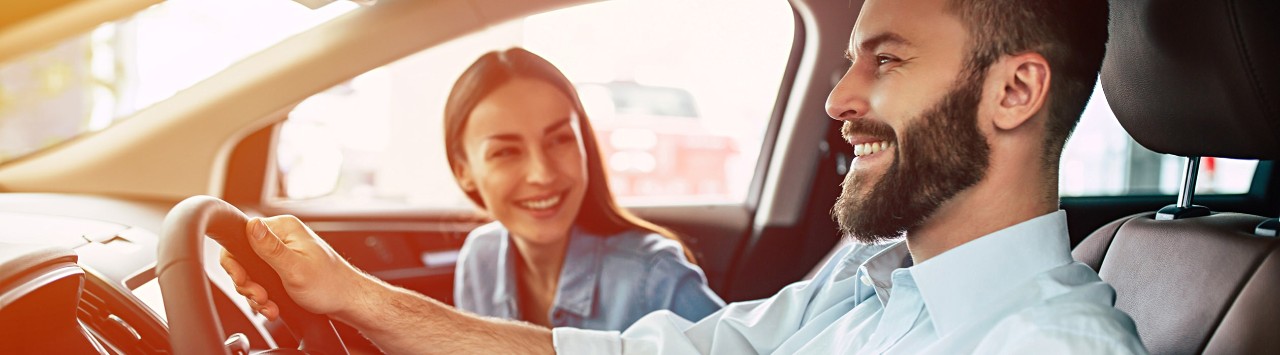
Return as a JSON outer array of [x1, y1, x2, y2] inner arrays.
[[854, 241, 912, 305], [909, 210, 1073, 337], [552, 227, 604, 318], [493, 228, 519, 317], [493, 226, 603, 320]]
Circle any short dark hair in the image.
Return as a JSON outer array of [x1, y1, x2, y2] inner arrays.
[[947, 0, 1109, 162]]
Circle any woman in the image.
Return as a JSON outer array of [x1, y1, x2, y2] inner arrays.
[[445, 48, 724, 330]]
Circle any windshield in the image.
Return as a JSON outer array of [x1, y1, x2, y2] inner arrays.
[[0, 0, 358, 164]]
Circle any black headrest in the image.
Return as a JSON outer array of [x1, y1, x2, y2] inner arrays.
[[1101, 0, 1280, 160]]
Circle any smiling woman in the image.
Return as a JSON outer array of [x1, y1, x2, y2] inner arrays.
[[438, 48, 725, 330], [0, 0, 357, 164]]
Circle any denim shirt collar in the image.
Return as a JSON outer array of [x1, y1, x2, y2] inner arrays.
[[493, 226, 604, 320]]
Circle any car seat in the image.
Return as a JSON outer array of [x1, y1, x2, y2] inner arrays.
[[1070, 0, 1280, 353]]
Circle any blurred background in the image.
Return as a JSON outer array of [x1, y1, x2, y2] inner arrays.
[[0, 0, 1257, 212]]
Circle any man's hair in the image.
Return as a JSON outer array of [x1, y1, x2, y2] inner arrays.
[[947, 0, 1109, 164]]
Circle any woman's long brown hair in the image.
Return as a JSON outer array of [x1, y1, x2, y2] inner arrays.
[[443, 47, 697, 264]]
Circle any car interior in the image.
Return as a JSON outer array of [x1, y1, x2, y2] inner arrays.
[[0, 0, 1275, 353]]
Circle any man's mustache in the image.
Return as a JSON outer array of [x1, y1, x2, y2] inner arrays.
[[841, 120, 896, 143]]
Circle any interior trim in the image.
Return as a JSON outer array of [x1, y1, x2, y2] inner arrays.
[[305, 221, 478, 233], [752, 0, 861, 230], [746, 6, 809, 211], [0, 0, 591, 201], [0, 0, 160, 63], [0, 265, 83, 309]]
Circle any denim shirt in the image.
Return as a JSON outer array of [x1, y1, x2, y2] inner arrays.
[[454, 222, 725, 331]]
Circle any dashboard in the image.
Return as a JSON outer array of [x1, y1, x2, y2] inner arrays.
[[0, 193, 279, 354]]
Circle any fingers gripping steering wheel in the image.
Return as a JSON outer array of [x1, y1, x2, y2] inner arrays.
[[157, 196, 348, 354]]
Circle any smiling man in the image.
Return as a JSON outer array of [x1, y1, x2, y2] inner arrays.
[[222, 0, 1147, 353]]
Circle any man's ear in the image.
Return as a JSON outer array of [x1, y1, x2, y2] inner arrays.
[[990, 52, 1051, 131]]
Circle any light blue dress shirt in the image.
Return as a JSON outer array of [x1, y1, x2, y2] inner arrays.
[[553, 210, 1148, 354], [454, 222, 725, 331]]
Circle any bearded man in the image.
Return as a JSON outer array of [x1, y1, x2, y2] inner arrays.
[[221, 0, 1148, 353]]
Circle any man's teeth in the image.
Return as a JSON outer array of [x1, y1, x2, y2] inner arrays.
[[520, 194, 562, 210], [853, 141, 893, 157]]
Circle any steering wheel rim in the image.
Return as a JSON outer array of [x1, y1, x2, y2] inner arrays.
[[157, 195, 348, 355]]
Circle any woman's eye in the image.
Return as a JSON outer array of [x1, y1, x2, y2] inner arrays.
[[489, 148, 518, 159], [552, 133, 576, 145]]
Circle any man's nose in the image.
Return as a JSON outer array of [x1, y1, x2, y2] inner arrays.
[[825, 67, 871, 121]]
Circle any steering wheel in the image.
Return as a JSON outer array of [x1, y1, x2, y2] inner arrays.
[[156, 195, 349, 355]]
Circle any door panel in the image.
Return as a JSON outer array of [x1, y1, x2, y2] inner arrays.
[[724, 118, 848, 302], [306, 221, 475, 304], [629, 205, 752, 294], [267, 215, 485, 305]]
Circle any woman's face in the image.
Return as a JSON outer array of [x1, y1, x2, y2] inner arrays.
[[456, 78, 589, 245]]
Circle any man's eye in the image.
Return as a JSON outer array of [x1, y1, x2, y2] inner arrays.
[[876, 55, 897, 66]]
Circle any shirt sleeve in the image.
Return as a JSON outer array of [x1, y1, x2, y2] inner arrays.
[[987, 328, 1148, 355], [553, 244, 858, 355], [553, 286, 822, 354], [553, 327, 623, 354], [552, 308, 732, 354], [976, 302, 1149, 355]]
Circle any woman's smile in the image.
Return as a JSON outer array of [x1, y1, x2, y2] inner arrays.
[[515, 190, 569, 219]]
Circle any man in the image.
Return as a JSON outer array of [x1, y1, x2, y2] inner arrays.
[[222, 0, 1147, 353]]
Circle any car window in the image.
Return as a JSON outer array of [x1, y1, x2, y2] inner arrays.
[[0, 0, 358, 164], [271, 0, 796, 209], [1060, 80, 1259, 196], [578, 82, 700, 118]]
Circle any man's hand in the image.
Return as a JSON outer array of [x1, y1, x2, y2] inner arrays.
[[219, 215, 374, 321], [219, 215, 555, 354]]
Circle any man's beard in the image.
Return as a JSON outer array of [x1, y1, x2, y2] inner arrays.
[[832, 70, 991, 244]]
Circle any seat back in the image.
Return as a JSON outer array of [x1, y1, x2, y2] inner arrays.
[[1075, 0, 1280, 353], [1073, 213, 1280, 353]]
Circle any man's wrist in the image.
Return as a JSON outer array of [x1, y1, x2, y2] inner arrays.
[[330, 273, 394, 327], [332, 274, 450, 332]]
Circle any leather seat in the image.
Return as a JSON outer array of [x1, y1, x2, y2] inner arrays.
[[1075, 213, 1279, 353], [1071, 0, 1280, 354]]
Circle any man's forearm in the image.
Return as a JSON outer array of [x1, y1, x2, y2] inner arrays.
[[334, 276, 555, 354]]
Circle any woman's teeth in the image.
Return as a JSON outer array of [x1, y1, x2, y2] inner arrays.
[[519, 194, 562, 210], [853, 141, 893, 157]]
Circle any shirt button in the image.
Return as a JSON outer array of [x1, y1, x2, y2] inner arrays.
[[860, 274, 874, 287]]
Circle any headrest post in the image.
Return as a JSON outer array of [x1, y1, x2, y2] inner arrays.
[[1176, 156, 1201, 208], [1258, 218, 1278, 238], [1156, 156, 1211, 220]]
